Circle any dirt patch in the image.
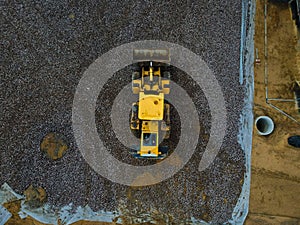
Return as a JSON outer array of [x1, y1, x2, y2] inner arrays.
[[40, 132, 69, 160], [247, 0, 300, 222]]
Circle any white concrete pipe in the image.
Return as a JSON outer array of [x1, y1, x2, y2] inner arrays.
[[255, 116, 274, 136]]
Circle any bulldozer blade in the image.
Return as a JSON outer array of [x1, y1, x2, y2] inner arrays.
[[133, 49, 170, 63]]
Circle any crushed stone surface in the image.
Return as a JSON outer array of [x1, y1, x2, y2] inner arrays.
[[0, 1, 246, 224]]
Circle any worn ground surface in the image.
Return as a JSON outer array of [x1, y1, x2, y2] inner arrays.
[[1, 0, 247, 224], [245, 0, 300, 224]]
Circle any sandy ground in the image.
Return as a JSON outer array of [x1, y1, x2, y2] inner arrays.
[[245, 0, 300, 224]]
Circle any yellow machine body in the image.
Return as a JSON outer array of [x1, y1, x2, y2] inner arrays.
[[138, 93, 164, 121], [140, 121, 159, 156], [130, 50, 170, 158]]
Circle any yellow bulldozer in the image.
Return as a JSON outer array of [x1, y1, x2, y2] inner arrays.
[[130, 49, 171, 159]]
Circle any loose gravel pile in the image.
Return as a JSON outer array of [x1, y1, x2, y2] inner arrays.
[[1, 1, 246, 224]]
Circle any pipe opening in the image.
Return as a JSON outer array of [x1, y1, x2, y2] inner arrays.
[[255, 116, 274, 136]]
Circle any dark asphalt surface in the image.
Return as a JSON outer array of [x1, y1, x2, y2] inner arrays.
[[1, 1, 246, 224]]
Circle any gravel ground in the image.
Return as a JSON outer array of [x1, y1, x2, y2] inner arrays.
[[0, 1, 246, 224]]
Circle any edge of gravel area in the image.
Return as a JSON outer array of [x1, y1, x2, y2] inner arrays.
[[229, 0, 255, 224]]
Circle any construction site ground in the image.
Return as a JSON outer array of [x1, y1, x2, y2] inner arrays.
[[0, 1, 247, 224], [246, 0, 300, 224], [1, 0, 300, 225]]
